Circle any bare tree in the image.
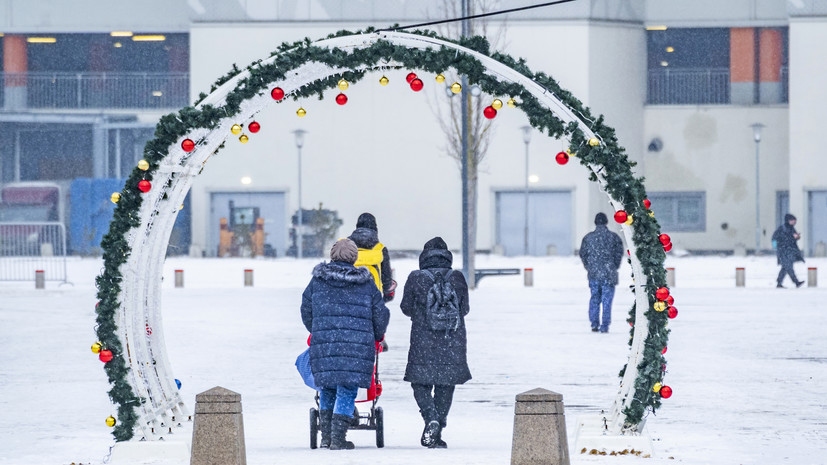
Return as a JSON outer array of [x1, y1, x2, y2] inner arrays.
[[430, 0, 506, 288]]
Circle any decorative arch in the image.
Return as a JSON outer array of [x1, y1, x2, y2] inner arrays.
[[95, 29, 675, 441]]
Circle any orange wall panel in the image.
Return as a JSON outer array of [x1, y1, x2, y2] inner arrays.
[[730, 28, 755, 83], [759, 29, 782, 83]]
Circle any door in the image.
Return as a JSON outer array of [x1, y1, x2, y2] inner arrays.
[[496, 190, 572, 256], [210, 191, 286, 257], [808, 191, 827, 257], [776, 190, 789, 232]]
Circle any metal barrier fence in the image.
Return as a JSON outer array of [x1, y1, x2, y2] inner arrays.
[[647, 68, 730, 105], [0, 222, 68, 283], [0, 72, 189, 109]]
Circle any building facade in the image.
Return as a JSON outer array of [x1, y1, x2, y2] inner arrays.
[[2, 0, 826, 256]]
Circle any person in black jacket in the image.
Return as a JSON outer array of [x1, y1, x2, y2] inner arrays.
[[301, 238, 390, 450], [579, 213, 624, 333], [400, 237, 471, 448], [772, 213, 805, 288], [348, 212, 396, 301]]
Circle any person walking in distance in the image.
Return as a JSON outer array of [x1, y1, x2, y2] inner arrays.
[[301, 238, 390, 450], [348, 212, 396, 302], [579, 213, 624, 333], [772, 213, 805, 288], [400, 237, 471, 448]]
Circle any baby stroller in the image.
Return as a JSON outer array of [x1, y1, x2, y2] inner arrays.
[[301, 339, 385, 448]]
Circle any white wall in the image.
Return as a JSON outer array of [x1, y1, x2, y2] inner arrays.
[[189, 20, 639, 255], [644, 106, 789, 251], [789, 17, 827, 255]]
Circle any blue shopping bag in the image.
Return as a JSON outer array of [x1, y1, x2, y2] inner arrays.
[[295, 348, 318, 390]]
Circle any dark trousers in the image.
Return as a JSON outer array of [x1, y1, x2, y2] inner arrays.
[[777, 261, 800, 285], [411, 383, 455, 427]]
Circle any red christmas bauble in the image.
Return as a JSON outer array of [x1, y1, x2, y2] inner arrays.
[[644, 199, 651, 209], [406, 72, 417, 84], [659, 233, 671, 245], [666, 295, 674, 306], [271, 87, 285, 100], [138, 180, 151, 193], [483, 106, 497, 119], [555, 151, 569, 165], [410, 78, 424, 92], [248, 121, 261, 133], [661, 346, 667, 354], [336, 93, 348, 105], [181, 139, 195, 152], [614, 211, 628, 223], [655, 287, 669, 300], [663, 242, 673, 252], [659, 385, 673, 398], [99, 350, 113, 363], [667, 306, 678, 319]]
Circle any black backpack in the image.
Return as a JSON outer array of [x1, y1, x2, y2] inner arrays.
[[422, 269, 461, 335]]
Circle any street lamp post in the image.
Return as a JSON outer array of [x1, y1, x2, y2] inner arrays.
[[520, 125, 532, 255], [293, 129, 307, 259], [751, 123, 764, 254]]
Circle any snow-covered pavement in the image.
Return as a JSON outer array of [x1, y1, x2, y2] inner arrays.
[[1, 254, 825, 464]]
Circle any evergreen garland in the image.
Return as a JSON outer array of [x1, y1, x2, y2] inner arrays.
[[96, 28, 670, 440]]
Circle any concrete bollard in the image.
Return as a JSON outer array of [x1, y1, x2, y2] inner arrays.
[[243, 269, 253, 287], [511, 388, 570, 465], [735, 267, 745, 287], [35, 270, 45, 289], [808, 267, 817, 287], [191, 386, 246, 465], [524, 268, 534, 287], [175, 269, 184, 288], [666, 267, 675, 288]]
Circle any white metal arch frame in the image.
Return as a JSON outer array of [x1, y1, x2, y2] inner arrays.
[[114, 31, 654, 440]]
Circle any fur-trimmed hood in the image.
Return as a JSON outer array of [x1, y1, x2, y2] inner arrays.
[[312, 261, 373, 286]]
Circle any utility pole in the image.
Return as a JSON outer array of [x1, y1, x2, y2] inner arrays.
[[461, 0, 472, 286]]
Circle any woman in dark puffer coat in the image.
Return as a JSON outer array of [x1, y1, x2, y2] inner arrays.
[[400, 237, 471, 448], [301, 238, 390, 450]]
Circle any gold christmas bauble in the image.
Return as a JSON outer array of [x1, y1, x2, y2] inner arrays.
[[230, 124, 242, 135], [106, 416, 116, 427], [588, 137, 600, 147], [297, 107, 306, 117], [379, 76, 389, 86], [337, 79, 349, 91], [137, 159, 149, 171], [179, 204, 184, 211], [91, 342, 102, 354], [653, 382, 662, 393], [507, 98, 517, 108], [624, 215, 634, 225], [435, 73, 446, 83], [239, 134, 249, 144], [654, 301, 666, 312], [649, 211, 655, 218], [451, 82, 462, 94], [492, 99, 503, 110], [110, 193, 120, 204]]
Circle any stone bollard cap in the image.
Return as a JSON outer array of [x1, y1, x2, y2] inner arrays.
[[196, 386, 241, 403], [515, 388, 563, 402]]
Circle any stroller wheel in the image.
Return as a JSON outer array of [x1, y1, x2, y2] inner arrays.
[[309, 408, 319, 449], [375, 407, 384, 448]]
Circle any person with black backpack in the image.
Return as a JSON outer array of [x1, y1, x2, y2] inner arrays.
[[400, 237, 471, 449]]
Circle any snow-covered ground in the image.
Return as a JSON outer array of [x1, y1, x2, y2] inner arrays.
[[1, 253, 826, 464]]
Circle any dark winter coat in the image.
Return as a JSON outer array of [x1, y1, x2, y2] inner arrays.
[[579, 225, 624, 285], [400, 238, 472, 386], [301, 261, 390, 388], [349, 227, 394, 301], [772, 223, 804, 265]]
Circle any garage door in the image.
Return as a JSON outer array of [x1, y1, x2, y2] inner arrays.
[[496, 190, 572, 256]]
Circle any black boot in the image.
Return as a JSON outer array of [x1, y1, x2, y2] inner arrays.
[[319, 410, 332, 448], [421, 420, 441, 448], [329, 414, 355, 450]]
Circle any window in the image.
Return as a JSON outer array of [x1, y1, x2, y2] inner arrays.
[[648, 192, 706, 232]]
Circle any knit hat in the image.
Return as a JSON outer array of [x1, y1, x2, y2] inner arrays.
[[356, 212, 378, 232], [330, 238, 358, 264], [423, 236, 448, 251], [595, 213, 608, 225], [785, 213, 796, 222]]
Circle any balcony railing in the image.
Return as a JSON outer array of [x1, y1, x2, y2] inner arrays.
[[647, 68, 730, 105], [1, 72, 190, 110]]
